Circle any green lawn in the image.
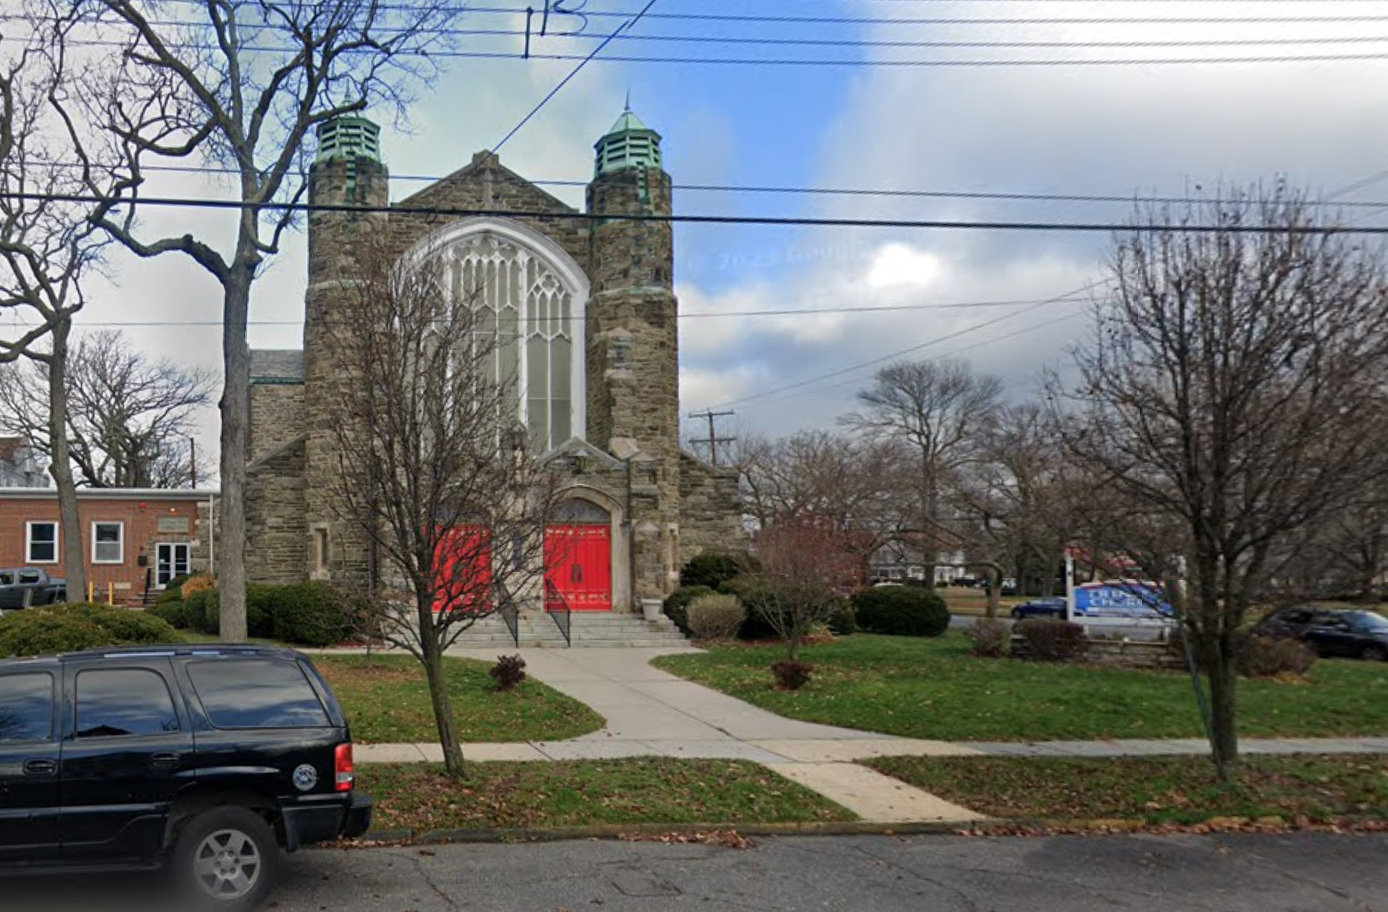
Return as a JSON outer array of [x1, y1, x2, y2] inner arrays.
[[866, 754, 1388, 826], [652, 634, 1388, 742], [360, 758, 856, 832], [311, 655, 605, 744]]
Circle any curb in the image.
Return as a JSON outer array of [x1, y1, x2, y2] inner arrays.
[[347, 819, 970, 847]]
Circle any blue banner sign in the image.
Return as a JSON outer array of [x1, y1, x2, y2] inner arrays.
[[1072, 581, 1173, 620]]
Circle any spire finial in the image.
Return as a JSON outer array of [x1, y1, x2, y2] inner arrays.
[[624, 88, 631, 112]]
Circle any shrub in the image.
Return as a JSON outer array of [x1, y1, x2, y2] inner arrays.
[[1237, 635, 1317, 678], [155, 588, 184, 606], [686, 594, 745, 640], [850, 586, 951, 637], [185, 589, 216, 634], [663, 585, 715, 634], [268, 582, 352, 647], [0, 603, 179, 657], [681, 552, 758, 591], [966, 618, 1010, 657], [1016, 618, 1088, 661], [180, 574, 215, 598], [165, 573, 194, 593], [490, 654, 527, 691], [148, 600, 192, 630], [771, 660, 813, 690], [827, 598, 857, 636], [719, 575, 779, 640]]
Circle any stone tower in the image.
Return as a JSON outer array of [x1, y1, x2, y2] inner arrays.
[[301, 116, 389, 587], [585, 105, 682, 601]]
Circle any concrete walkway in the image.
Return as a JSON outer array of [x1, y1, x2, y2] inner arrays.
[[344, 645, 1388, 825]]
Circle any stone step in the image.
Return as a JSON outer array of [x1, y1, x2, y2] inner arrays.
[[453, 609, 688, 648]]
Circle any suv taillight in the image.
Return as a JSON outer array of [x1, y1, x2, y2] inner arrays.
[[334, 743, 355, 792]]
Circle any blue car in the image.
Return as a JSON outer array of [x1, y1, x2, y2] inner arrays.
[[1010, 597, 1067, 620]]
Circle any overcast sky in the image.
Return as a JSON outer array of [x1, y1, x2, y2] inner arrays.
[[50, 0, 1388, 453]]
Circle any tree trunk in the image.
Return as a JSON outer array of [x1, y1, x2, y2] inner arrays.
[[420, 613, 465, 776], [984, 563, 1001, 619], [218, 265, 252, 641], [1206, 631, 1240, 781], [786, 632, 801, 663], [48, 321, 85, 604]]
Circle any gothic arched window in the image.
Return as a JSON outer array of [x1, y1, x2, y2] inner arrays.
[[420, 220, 587, 452]]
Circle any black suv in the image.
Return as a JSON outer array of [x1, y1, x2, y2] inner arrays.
[[0, 644, 371, 910], [1254, 607, 1388, 661]]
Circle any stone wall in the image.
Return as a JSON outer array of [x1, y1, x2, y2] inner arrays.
[[678, 452, 746, 567], [248, 383, 304, 461], [245, 439, 309, 585]]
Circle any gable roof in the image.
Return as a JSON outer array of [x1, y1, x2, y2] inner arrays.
[[396, 150, 577, 215], [250, 349, 304, 383]]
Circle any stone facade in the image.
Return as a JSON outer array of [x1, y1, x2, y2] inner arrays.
[[244, 109, 744, 612]]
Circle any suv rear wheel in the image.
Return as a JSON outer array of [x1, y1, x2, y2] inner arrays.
[[176, 806, 280, 911]]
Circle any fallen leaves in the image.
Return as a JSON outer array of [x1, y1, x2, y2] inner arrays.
[[619, 830, 754, 849]]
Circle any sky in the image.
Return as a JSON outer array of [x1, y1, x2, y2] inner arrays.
[[46, 0, 1388, 454]]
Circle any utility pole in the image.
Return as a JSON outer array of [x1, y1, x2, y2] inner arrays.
[[688, 409, 736, 467], [190, 437, 197, 488]]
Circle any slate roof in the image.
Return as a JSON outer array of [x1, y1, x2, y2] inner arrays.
[[249, 349, 304, 382]]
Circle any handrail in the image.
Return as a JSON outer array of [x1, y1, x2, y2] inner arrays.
[[543, 580, 573, 647], [499, 603, 520, 649]]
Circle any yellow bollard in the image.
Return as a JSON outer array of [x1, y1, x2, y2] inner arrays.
[[87, 581, 94, 603], [108, 582, 114, 605]]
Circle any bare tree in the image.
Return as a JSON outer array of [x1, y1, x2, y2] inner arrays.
[[328, 242, 561, 778], [955, 402, 1072, 598], [738, 429, 913, 572], [1056, 184, 1388, 779], [750, 518, 859, 663], [38, 0, 470, 639], [0, 11, 125, 601], [0, 330, 213, 488], [843, 358, 1003, 584]]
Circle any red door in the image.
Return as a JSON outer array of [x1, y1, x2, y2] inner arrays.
[[545, 524, 612, 611], [433, 526, 491, 613]]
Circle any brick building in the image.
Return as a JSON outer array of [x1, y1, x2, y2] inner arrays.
[[244, 107, 743, 619], [0, 488, 214, 603]]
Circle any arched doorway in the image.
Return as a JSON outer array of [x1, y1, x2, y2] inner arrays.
[[545, 498, 613, 611]]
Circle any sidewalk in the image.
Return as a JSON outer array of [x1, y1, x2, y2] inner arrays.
[[344, 646, 1388, 825]]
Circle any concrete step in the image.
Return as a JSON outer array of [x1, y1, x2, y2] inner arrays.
[[453, 610, 688, 648]]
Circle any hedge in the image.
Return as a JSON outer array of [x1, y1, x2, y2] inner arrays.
[[182, 582, 354, 647], [0, 604, 179, 657], [679, 552, 758, 590], [850, 586, 951, 637]]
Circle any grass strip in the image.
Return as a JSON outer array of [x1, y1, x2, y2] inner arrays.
[[360, 758, 858, 831], [865, 754, 1388, 826]]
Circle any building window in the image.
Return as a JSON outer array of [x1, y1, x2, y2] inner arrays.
[[26, 521, 57, 563], [313, 528, 329, 574], [442, 228, 584, 453], [92, 522, 124, 564]]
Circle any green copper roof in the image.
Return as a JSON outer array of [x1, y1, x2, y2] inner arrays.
[[594, 101, 662, 178], [315, 116, 382, 163]]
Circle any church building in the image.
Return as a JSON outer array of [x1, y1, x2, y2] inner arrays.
[[243, 108, 743, 628]]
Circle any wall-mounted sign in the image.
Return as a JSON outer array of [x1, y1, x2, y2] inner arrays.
[[157, 517, 190, 533]]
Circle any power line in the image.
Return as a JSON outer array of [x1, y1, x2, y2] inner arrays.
[[10, 15, 1386, 50], [491, 0, 660, 153], [23, 158, 1388, 211], [11, 191, 1388, 233], [43, 35, 1388, 66]]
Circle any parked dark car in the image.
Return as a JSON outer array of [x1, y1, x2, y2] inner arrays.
[[1254, 607, 1388, 661], [1010, 597, 1067, 620], [0, 644, 371, 910], [0, 567, 66, 609]]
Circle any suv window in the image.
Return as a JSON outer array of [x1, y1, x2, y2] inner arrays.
[[76, 668, 180, 738], [17, 570, 41, 584], [0, 672, 54, 742], [188, 659, 330, 729]]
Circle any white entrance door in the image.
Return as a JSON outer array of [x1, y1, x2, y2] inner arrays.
[[156, 543, 191, 588]]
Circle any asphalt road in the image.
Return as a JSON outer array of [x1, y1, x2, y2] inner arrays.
[[17, 831, 1388, 912]]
